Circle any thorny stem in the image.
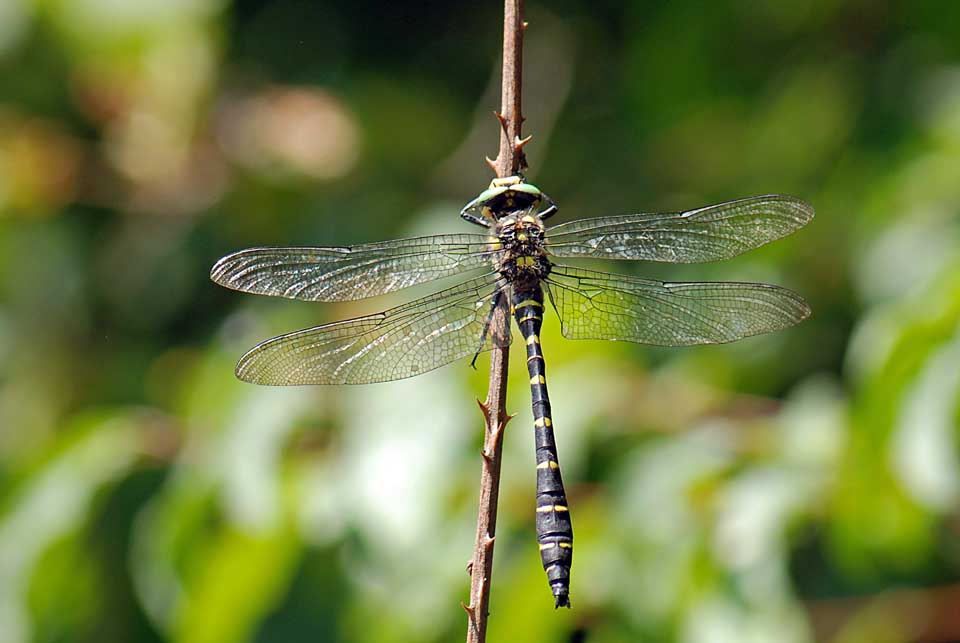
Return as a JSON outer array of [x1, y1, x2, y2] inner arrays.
[[465, 1, 526, 642]]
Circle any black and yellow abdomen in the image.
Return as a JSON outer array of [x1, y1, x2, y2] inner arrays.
[[513, 283, 573, 608]]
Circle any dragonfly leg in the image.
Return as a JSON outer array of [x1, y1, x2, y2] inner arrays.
[[538, 195, 558, 221], [470, 289, 506, 369], [461, 210, 491, 228]]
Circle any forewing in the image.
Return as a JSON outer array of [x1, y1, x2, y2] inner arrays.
[[236, 275, 510, 384], [545, 265, 809, 346], [211, 233, 494, 302], [546, 195, 813, 263]]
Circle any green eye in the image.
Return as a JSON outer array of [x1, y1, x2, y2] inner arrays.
[[511, 182, 542, 197], [460, 186, 507, 213], [476, 186, 508, 204], [466, 183, 541, 210]]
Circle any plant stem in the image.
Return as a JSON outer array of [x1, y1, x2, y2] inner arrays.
[[464, 2, 525, 642]]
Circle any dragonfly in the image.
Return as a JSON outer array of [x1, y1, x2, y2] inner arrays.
[[210, 176, 813, 608]]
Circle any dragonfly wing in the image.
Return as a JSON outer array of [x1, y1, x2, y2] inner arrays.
[[545, 195, 813, 263], [545, 265, 810, 346], [236, 275, 510, 384], [211, 233, 494, 302]]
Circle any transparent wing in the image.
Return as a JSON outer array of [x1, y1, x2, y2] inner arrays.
[[545, 265, 809, 345], [211, 233, 495, 302], [545, 195, 813, 263], [236, 275, 510, 385]]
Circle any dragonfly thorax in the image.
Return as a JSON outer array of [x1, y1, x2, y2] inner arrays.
[[495, 211, 551, 283]]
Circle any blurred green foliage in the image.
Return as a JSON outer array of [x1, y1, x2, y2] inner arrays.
[[1, 1, 959, 642]]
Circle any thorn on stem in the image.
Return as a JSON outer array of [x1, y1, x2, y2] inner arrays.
[[522, 21, 529, 30], [485, 419, 507, 453], [485, 156, 498, 173], [515, 134, 533, 151], [477, 399, 492, 425], [466, 559, 474, 575], [462, 602, 476, 619], [494, 110, 508, 132]]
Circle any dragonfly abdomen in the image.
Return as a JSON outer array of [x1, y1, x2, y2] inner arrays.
[[513, 285, 573, 609]]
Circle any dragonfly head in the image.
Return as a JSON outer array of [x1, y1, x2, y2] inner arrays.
[[461, 175, 544, 222]]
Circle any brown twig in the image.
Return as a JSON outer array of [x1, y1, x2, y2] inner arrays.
[[464, 2, 526, 642]]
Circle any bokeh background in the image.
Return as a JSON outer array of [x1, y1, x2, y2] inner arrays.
[[2, 1, 960, 642]]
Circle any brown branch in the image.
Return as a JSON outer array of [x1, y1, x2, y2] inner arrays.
[[465, 2, 526, 642]]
